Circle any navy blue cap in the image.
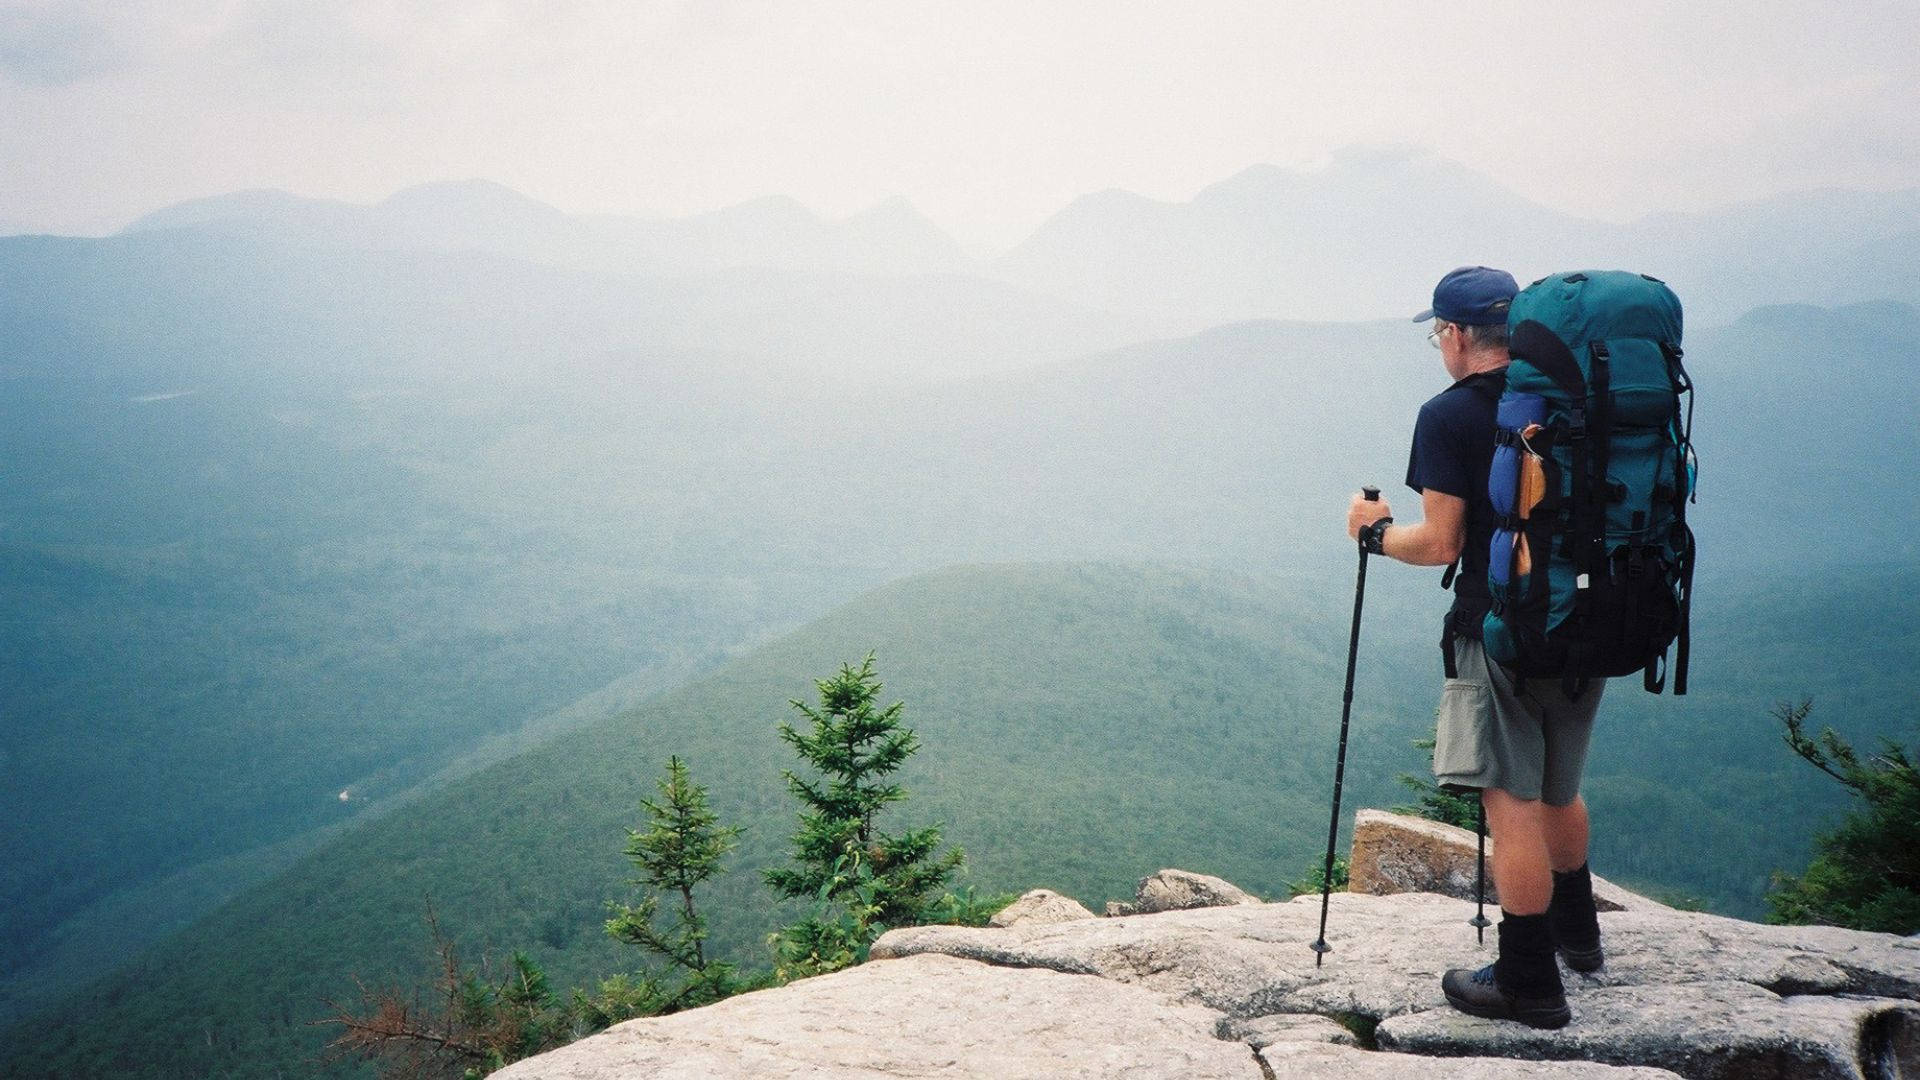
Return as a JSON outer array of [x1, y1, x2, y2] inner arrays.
[[1412, 266, 1518, 325]]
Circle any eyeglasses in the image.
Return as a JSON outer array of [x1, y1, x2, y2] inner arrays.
[[1427, 322, 1451, 349]]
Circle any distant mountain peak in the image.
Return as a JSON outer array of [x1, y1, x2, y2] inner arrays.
[[1735, 297, 1919, 331], [841, 195, 949, 236], [1076, 186, 1173, 210], [121, 188, 347, 233], [378, 179, 570, 221], [385, 177, 524, 198], [698, 193, 821, 227], [1193, 146, 1529, 207]]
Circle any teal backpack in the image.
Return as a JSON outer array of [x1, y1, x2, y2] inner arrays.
[[1484, 271, 1696, 694]]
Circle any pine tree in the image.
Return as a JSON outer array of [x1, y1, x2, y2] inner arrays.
[[1395, 723, 1481, 830], [602, 755, 743, 1013], [765, 654, 962, 978], [1766, 700, 1920, 934]]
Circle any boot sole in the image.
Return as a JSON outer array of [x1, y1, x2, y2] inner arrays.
[[1443, 986, 1572, 1029]]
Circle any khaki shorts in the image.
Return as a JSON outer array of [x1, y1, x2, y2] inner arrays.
[[1434, 637, 1602, 806]]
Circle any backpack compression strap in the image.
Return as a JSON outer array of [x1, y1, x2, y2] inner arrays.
[[1513, 320, 1599, 698], [1564, 341, 1614, 699], [1661, 342, 1695, 696], [1674, 525, 1693, 695]]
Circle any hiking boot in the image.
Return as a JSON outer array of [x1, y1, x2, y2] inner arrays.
[[1443, 911, 1571, 1028], [1442, 963, 1572, 1029], [1556, 937, 1605, 973], [1549, 864, 1604, 973]]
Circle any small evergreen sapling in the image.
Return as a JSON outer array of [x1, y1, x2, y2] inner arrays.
[[1275, 722, 1474, 899], [323, 758, 747, 1076], [600, 755, 743, 1014], [1288, 854, 1349, 899], [765, 654, 963, 978], [1396, 722, 1481, 830]]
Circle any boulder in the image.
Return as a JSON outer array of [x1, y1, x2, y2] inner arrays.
[[990, 888, 1096, 928], [1133, 868, 1262, 914], [1348, 808, 1495, 903], [1348, 809, 1655, 913]]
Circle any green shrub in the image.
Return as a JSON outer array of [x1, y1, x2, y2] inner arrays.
[[1766, 700, 1920, 934]]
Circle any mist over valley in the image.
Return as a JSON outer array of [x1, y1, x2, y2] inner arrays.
[[3, 154, 1917, 1076]]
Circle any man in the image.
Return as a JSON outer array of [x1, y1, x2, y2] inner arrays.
[[1344, 266, 1603, 1030]]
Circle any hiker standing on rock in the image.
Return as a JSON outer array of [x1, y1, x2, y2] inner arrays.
[[1343, 266, 1604, 1029]]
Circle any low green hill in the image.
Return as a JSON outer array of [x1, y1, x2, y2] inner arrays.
[[3, 563, 1433, 1079], [9, 240, 1912, 1028], [8, 558, 1912, 1079]]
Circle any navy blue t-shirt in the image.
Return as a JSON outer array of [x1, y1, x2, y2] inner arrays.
[[1405, 370, 1505, 634]]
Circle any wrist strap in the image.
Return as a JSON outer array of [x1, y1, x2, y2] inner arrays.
[[1363, 517, 1394, 555]]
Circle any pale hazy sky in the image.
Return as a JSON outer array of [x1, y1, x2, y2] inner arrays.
[[4, 0, 1918, 252]]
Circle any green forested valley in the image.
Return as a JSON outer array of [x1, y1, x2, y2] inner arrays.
[[5, 558, 1912, 1078]]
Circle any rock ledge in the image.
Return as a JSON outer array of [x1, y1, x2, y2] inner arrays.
[[494, 812, 1920, 1079]]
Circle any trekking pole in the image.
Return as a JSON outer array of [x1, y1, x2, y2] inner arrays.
[[1472, 799, 1491, 944], [1311, 485, 1379, 967]]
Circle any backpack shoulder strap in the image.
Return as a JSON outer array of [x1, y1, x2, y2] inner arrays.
[[1434, 368, 1507, 671], [1451, 369, 1507, 401], [1511, 319, 1588, 400]]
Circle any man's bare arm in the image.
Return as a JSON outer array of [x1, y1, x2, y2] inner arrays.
[[1385, 488, 1467, 566], [1349, 487, 1467, 567]]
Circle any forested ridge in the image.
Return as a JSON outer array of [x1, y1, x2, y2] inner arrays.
[[6, 228, 1914, 1030], [5, 559, 1911, 1078]]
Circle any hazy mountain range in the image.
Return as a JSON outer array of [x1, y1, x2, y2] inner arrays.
[[3, 150, 1917, 1076], [995, 147, 1920, 325], [123, 181, 976, 282], [106, 146, 1920, 328]]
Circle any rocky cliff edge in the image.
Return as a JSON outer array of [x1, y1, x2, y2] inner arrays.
[[494, 812, 1920, 1079]]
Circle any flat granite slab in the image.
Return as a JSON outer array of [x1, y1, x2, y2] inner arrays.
[[491, 853, 1920, 1080], [491, 952, 1256, 1079], [493, 950, 1684, 1080], [872, 890, 1920, 1080]]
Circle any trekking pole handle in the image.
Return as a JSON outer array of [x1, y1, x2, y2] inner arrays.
[[1361, 486, 1380, 501]]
